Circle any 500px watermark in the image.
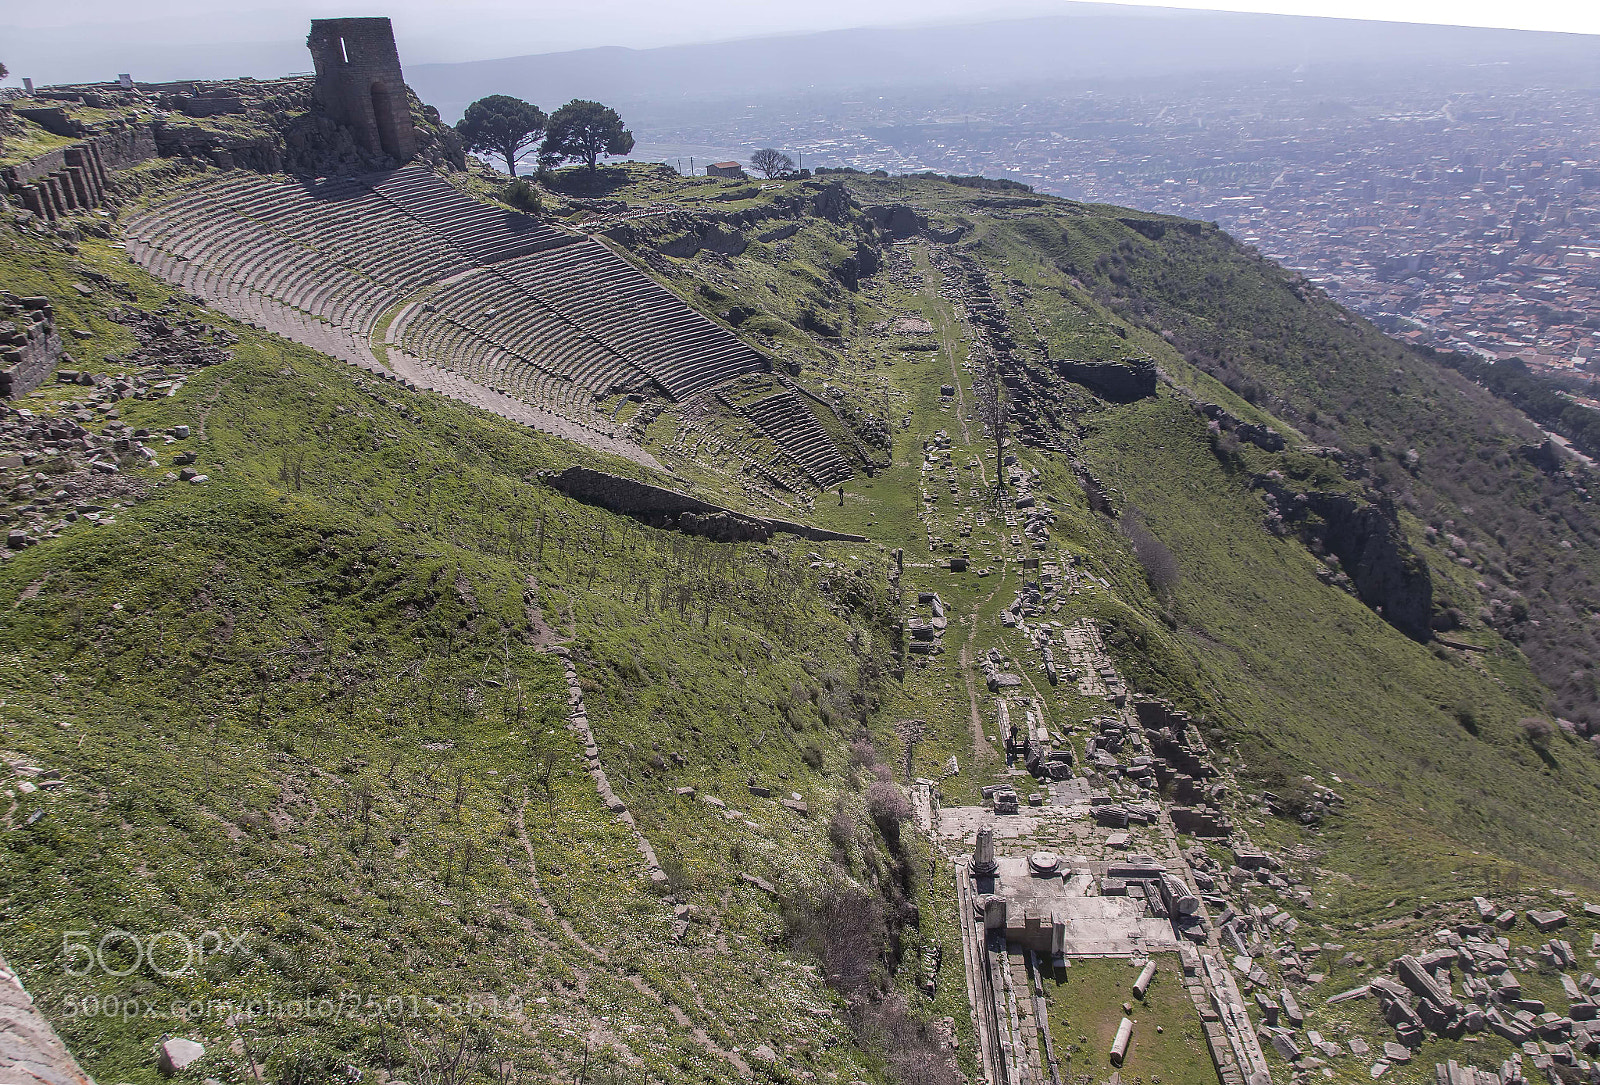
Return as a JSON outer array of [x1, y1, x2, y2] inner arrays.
[[60, 992, 528, 1022], [62, 929, 249, 977]]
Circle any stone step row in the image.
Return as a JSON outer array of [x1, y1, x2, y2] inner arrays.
[[498, 243, 764, 400], [125, 236, 656, 465], [743, 392, 853, 488], [368, 164, 576, 265], [395, 264, 643, 397], [122, 167, 817, 476]]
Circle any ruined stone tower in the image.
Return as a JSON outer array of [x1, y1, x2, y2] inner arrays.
[[306, 17, 417, 161]]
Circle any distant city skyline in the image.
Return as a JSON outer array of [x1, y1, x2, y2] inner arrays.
[[1, 0, 1596, 87]]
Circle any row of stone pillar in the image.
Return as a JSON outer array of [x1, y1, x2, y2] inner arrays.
[[6, 140, 111, 221]]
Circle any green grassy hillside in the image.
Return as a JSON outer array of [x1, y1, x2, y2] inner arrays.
[[0, 224, 950, 1085], [1056, 211, 1600, 733], [612, 169, 1600, 886], [5, 153, 1600, 1085]]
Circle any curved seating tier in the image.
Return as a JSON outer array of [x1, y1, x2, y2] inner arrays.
[[496, 242, 764, 400], [122, 164, 846, 484], [393, 264, 650, 401], [368, 165, 573, 264], [742, 393, 853, 489]]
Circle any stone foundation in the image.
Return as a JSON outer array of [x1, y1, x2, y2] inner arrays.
[[0, 295, 64, 398], [1, 127, 156, 221]]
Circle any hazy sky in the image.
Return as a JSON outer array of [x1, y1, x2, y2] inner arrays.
[[2, 0, 1596, 85]]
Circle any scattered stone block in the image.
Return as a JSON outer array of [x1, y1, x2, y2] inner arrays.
[[1529, 910, 1570, 933], [1281, 988, 1305, 1027], [158, 1038, 205, 1075], [741, 872, 777, 896]]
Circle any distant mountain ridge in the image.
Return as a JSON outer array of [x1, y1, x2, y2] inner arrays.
[[407, 10, 1600, 122]]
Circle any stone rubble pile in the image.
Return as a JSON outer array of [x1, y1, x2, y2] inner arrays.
[[907, 589, 947, 656], [0, 394, 189, 551], [102, 304, 236, 370]]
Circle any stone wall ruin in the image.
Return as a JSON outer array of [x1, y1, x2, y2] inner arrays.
[[542, 466, 866, 544], [306, 17, 418, 163], [1053, 357, 1158, 403], [0, 295, 64, 399], [0, 128, 153, 221]]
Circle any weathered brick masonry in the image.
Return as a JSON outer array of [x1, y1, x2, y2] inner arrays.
[[306, 17, 418, 162]]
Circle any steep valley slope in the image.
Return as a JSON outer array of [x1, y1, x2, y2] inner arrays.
[[4, 138, 1600, 1085]]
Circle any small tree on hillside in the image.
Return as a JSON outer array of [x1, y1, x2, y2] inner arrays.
[[750, 148, 794, 179], [455, 95, 547, 177], [541, 100, 634, 177]]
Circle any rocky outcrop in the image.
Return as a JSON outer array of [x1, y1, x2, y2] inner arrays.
[[1518, 438, 1564, 473], [152, 90, 463, 176], [36, 73, 462, 178], [1053, 357, 1158, 403], [1260, 478, 1434, 640], [543, 466, 866, 544], [1074, 459, 1117, 517], [601, 179, 862, 263], [1194, 401, 1287, 451], [1117, 217, 1206, 241], [656, 222, 748, 259], [810, 179, 853, 224], [1310, 492, 1433, 640], [833, 241, 882, 291], [863, 203, 926, 240], [0, 952, 95, 1085], [153, 119, 289, 173]]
